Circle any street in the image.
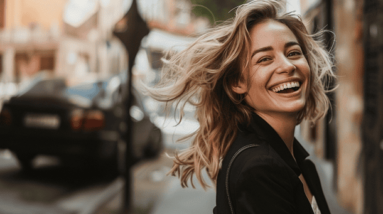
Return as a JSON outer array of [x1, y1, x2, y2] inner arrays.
[[0, 116, 208, 214], [0, 149, 120, 214], [0, 148, 177, 214]]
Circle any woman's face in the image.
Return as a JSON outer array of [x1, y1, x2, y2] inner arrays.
[[234, 19, 310, 118]]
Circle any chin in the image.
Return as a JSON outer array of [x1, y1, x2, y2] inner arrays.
[[280, 102, 306, 114]]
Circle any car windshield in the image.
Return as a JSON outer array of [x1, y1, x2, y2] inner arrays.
[[65, 81, 108, 100], [22, 79, 67, 96]]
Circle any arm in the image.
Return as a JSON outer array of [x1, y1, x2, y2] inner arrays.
[[235, 159, 296, 214]]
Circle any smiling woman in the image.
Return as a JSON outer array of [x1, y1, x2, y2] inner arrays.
[[233, 20, 311, 121], [143, 0, 335, 213]]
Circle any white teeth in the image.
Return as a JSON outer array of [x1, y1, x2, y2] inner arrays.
[[270, 81, 300, 93]]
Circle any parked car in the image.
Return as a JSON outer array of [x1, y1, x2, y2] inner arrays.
[[0, 71, 163, 173]]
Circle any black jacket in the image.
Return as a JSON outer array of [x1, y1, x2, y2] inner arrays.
[[214, 113, 331, 214]]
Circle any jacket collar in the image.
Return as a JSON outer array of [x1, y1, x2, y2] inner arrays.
[[249, 112, 309, 176]]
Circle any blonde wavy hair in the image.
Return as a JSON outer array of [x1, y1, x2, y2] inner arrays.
[[143, 0, 335, 189]]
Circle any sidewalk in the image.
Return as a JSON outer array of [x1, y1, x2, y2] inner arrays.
[[95, 152, 175, 214], [151, 174, 215, 214]]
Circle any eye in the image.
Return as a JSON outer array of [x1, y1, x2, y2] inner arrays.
[[287, 51, 302, 57], [257, 57, 271, 63]]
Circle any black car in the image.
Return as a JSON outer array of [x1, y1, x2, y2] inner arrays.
[[0, 72, 163, 172]]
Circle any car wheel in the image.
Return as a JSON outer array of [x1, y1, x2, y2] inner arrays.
[[145, 126, 163, 158], [14, 153, 36, 172]]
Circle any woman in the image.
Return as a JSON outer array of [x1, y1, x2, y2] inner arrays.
[[144, 0, 334, 213]]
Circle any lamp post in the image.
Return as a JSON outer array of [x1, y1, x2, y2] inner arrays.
[[113, 0, 149, 212]]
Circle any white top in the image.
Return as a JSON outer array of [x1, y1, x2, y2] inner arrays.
[[311, 196, 321, 214]]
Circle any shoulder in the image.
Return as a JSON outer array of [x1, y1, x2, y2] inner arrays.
[[224, 129, 291, 181], [229, 143, 297, 213], [215, 132, 296, 213], [227, 140, 295, 193], [233, 144, 291, 183], [228, 141, 297, 195]]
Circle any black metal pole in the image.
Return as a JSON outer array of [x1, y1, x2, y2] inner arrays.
[[123, 57, 134, 214], [113, 1, 149, 213]]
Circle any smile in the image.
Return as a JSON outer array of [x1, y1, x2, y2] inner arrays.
[[270, 81, 301, 93]]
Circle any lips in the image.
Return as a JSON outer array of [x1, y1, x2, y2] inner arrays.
[[269, 85, 302, 99], [270, 81, 301, 93], [268, 78, 303, 98]]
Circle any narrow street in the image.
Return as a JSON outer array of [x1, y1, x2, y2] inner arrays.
[[0, 115, 197, 214], [0, 149, 123, 214], [0, 148, 173, 214]]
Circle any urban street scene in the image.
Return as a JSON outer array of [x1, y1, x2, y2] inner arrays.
[[0, 0, 381, 213]]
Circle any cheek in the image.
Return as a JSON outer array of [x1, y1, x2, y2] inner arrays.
[[301, 64, 311, 99], [296, 60, 310, 82], [246, 76, 269, 105], [303, 64, 310, 84], [248, 78, 266, 97], [305, 65, 311, 78], [246, 67, 272, 97], [250, 70, 269, 87], [301, 59, 310, 78]]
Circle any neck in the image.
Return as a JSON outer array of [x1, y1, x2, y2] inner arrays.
[[256, 111, 297, 155]]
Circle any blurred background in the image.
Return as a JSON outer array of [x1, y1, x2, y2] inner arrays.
[[0, 0, 378, 213]]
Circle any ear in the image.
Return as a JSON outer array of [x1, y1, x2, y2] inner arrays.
[[232, 81, 248, 95]]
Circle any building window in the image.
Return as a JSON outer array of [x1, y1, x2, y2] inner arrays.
[[40, 55, 55, 71]]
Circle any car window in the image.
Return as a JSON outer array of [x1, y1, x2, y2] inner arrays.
[[65, 82, 108, 100], [23, 79, 66, 96]]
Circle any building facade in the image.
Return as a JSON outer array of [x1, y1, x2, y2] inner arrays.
[[299, 0, 375, 213], [0, 0, 128, 100]]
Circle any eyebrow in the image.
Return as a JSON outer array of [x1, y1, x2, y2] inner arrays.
[[251, 41, 300, 59]]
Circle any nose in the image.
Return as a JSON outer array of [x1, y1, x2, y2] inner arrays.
[[275, 55, 295, 74]]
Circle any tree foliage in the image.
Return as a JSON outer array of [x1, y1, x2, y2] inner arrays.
[[190, 0, 247, 25]]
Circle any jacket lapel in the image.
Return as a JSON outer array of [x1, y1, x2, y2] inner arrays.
[[250, 112, 308, 177], [249, 112, 331, 214], [300, 159, 331, 214]]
